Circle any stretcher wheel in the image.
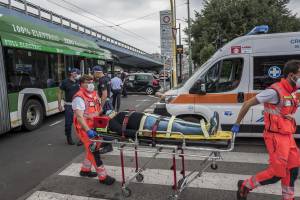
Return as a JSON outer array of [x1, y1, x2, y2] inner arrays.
[[177, 178, 184, 189], [122, 187, 131, 198], [210, 163, 218, 170], [136, 173, 144, 182], [168, 195, 178, 200]]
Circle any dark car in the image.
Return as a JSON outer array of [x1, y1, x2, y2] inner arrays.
[[126, 73, 161, 95]]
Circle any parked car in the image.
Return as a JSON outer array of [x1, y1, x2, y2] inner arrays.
[[126, 73, 161, 95]]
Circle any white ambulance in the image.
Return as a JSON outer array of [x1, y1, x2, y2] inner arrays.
[[160, 27, 300, 136]]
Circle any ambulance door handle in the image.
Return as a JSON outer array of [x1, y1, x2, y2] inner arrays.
[[237, 92, 244, 103]]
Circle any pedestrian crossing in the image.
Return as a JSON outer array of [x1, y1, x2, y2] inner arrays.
[[24, 147, 300, 200]]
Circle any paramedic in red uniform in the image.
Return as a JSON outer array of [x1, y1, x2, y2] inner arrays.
[[232, 60, 300, 200], [72, 74, 115, 185]]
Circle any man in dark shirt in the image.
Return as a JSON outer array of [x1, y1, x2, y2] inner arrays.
[[93, 66, 113, 153], [58, 68, 80, 145], [120, 70, 127, 97]]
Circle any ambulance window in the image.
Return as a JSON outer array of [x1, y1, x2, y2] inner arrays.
[[218, 58, 243, 92], [201, 58, 243, 93], [204, 62, 220, 93], [253, 55, 300, 90]]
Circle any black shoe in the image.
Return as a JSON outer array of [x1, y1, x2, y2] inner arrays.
[[67, 136, 75, 145], [237, 180, 250, 200], [79, 171, 98, 178], [99, 175, 115, 185], [208, 111, 219, 135], [99, 144, 113, 154], [77, 141, 83, 146]]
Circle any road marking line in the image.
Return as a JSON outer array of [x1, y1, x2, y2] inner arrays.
[[105, 149, 269, 164], [26, 191, 107, 200], [144, 109, 153, 113], [59, 164, 300, 197], [136, 99, 153, 102], [49, 120, 63, 127]]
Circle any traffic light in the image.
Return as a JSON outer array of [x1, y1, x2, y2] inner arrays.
[[176, 45, 183, 54]]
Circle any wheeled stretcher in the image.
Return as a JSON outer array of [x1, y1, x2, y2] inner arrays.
[[92, 112, 236, 200]]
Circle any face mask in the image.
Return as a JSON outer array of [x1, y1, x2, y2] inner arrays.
[[87, 83, 95, 92], [295, 78, 300, 88], [75, 74, 81, 80], [292, 75, 300, 88]]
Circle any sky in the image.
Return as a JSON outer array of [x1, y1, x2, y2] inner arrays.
[[19, 0, 300, 54]]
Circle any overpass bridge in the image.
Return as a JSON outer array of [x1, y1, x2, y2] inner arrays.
[[0, 0, 163, 71]]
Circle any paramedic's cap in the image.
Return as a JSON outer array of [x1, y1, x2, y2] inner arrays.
[[68, 68, 80, 74], [92, 65, 103, 72]]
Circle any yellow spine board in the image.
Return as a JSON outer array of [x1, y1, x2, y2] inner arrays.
[[155, 131, 232, 140]]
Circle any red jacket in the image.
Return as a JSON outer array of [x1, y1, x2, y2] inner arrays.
[[73, 88, 101, 130], [264, 79, 299, 134]]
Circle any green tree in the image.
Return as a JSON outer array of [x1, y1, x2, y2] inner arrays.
[[190, 0, 300, 66]]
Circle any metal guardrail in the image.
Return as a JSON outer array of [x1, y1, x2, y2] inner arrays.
[[0, 0, 162, 62]]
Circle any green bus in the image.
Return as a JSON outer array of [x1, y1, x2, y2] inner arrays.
[[0, 13, 112, 134]]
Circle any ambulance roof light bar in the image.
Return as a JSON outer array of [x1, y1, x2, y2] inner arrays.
[[246, 25, 269, 35]]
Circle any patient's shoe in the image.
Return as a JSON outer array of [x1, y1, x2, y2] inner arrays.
[[208, 111, 219, 135]]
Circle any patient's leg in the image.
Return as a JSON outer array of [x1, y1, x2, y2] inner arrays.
[[142, 112, 219, 136]]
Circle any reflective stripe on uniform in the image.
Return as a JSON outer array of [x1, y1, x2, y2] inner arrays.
[[244, 176, 260, 190], [282, 185, 295, 200], [81, 158, 92, 171]]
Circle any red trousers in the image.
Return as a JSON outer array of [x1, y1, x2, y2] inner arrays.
[[75, 127, 107, 180], [244, 131, 300, 200]]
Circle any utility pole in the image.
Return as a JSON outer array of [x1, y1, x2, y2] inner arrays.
[[178, 23, 182, 83], [187, 0, 193, 77], [170, 0, 177, 87]]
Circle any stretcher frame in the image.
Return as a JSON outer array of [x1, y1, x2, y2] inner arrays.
[[92, 128, 237, 200]]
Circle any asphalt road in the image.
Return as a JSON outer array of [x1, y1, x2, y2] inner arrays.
[[0, 94, 159, 200]]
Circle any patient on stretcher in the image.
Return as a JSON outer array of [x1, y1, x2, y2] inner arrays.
[[95, 111, 220, 139]]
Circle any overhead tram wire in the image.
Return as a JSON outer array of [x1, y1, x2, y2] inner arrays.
[[45, 0, 160, 49], [114, 3, 186, 27], [57, 0, 161, 48]]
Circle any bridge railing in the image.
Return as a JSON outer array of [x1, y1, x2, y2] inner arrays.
[[0, 0, 162, 63]]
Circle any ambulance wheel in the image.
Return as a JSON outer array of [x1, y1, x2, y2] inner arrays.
[[136, 173, 144, 182], [122, 187, 131, 198], [211, 163, 218, 170], [22, 99, 44, 131]]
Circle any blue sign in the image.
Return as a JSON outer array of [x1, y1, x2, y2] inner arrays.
[[268, 66, 281, 79], [224, 111, 233, 116]]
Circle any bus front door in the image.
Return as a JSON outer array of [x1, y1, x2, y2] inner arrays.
[[0, 46, 11, 134]]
